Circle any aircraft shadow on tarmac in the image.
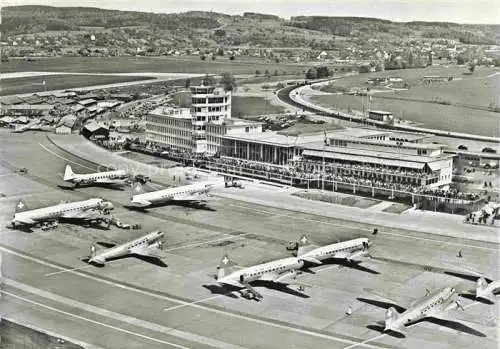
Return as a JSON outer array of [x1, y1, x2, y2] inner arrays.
[[459, 293, 495, 305], [356, 297, 406, 313], [305, 258, 379, 275], [412, 317, 486, 337], [57, 184, 125, 191], [123, 201, 216, 212], [203, 280, 309, 300], [82, 254, 168, 268], [445, 270, 493, 283], [366, 324, 406, 338], [5, 218, 110, 233]]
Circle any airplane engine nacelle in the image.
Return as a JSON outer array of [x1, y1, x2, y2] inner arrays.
[[239, 273, 250, 283], [99, 201, 114, 211]]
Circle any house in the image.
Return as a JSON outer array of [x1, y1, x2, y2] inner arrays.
[[55, 114, 78, 134], [81, 122, 109, 140]]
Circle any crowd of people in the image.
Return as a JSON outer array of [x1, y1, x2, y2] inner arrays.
[[205, 156, 482, 201], [93, 140, 484, 203]]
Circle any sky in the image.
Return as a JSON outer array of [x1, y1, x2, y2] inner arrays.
[[2, 0, 499, 24]]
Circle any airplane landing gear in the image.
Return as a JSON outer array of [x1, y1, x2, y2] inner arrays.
[[240, 290, 255, 299]]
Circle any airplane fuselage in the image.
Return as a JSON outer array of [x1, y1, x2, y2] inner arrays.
[[89, 231, 164, 264], [12, 198, 109, 225], [68, 170, 129, 184], [302, 238, 369, 262], [220, 257, 304, 285], [130, 182, 213, 207], [386, 287, 457, 330]]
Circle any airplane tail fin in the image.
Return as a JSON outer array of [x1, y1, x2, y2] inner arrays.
[[63, 165, 75, 181], [130, 182, 145, 198], [475, 277, 494, 301], [296, 235, 316, 257], [216, 254, 238, 280], [90, 244, 97, 258], [15, 200, 28, 213], [384, 307, 400, 330], [477, 276, 488, 291]]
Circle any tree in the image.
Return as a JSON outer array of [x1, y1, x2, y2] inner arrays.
[[216, 47, 224, 56], [306, 67, 317, 79], [202, 74, 215, 86], [316, 66, 331, 78], [220, 72, 237, 91], [211, 55, 216, 61], [255, 70, 261, 76], [185, 78, 191, 88], [456, 54, 466, 65], [408, 51, 415, 67], [359, 65, 371, 73], [229, 55, 235, 60], [273, 70, 279, 76], [264, 69, 270, 77], [468, 63, 476, 73], [427, 51, 433, 66], [200, 55, 206, 61]]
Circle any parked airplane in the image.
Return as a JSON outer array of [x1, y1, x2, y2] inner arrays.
[[11, 198, 113, 229], [63, 164, 130, 187], [289, 235, 371, 265], [85, 230, 165, 266], [446, 267, 500, 304], [358, 287, 485, 337], [128, 180, 217, 208], [214, 254, 308, 299]]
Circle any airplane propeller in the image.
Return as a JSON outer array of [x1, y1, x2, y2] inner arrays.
[[157, 240, 164, 250], [455, 298, 465, 311]]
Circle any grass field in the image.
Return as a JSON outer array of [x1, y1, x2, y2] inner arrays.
[[0, 56, 309, 75], [0, 74, 154, 96], [311, 93, 500, 137], [317, 66, 500, 137], [325, 66, 499, 108], [231, 96, 285, 117]]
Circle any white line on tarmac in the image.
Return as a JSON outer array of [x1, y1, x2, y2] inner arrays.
[[39, 143, 95, 171], [45, 265, 94, 277], [342, 334, 387, 349], [1, 290, 191, 349], [164, 233, 251, 252], [0, 245, 387, 349], [164, 294, 226, 312], [0, 190, 61, 202], [229, 203, 497, 251]]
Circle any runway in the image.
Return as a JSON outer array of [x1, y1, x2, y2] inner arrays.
[[0, 132, 498, 349]]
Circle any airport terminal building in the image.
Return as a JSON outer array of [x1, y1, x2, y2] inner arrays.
[[146, 85, 261, 155], [211, 128, 454, 191]]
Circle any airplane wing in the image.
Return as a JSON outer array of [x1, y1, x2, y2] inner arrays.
[[129, 245, 164, 259], [359, 288, 408, 313], [173, 194, 209, 202], [13, 217, 37, 225], [301, 256, 323, 265], [62, 208, 105, 220], [423, 316, 486, 337]]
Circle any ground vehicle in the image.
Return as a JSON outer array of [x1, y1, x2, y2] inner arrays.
[[18, 167, 28, 174], [134, 174, 150, 184]]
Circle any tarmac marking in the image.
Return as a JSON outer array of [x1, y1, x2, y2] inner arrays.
[[163, 294, 227, 312], [343, 334, 387, 349], [1, 289, 192, 349], [45, 265, 94, 277], [230, 203, 497, 251], [0, 245, 389, 349], [164, 233, 251, 252], [39, 142, 95, 171]]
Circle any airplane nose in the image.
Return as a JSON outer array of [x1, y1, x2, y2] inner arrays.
[[104, 202, 114, 210]]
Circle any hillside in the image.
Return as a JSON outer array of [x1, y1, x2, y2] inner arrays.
[[1, 5, 498, 56]]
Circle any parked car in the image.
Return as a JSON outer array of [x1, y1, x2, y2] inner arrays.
[[134, 174, 150, 184]]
